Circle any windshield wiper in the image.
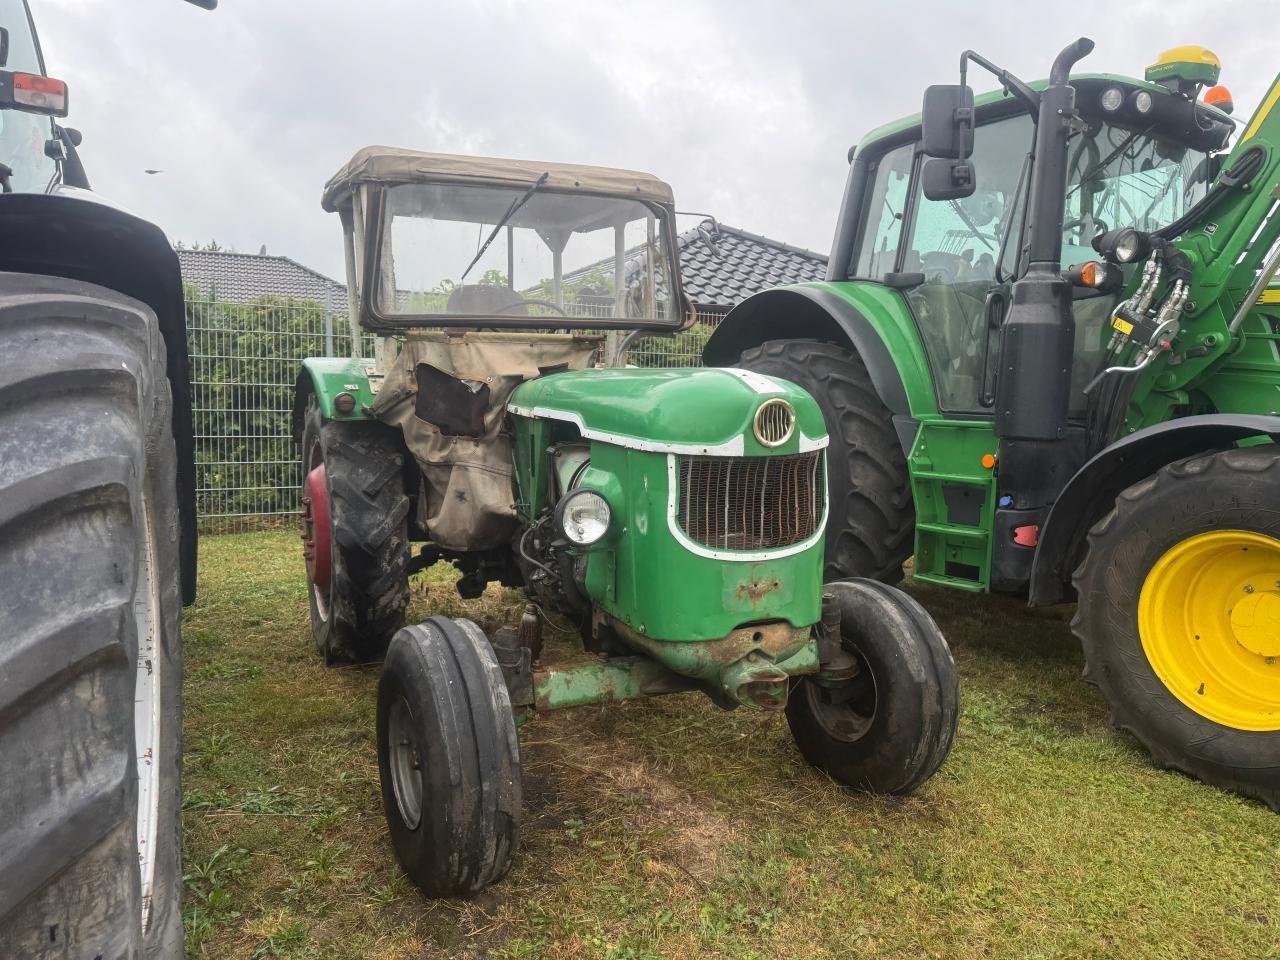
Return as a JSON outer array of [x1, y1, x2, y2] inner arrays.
[[1065, 125, 1152, 203], [459, 171, 550, 283]]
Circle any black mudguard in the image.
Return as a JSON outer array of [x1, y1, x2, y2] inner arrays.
[[1029, 414, 1280, 606], [702, 285, 917, 452], [0, 193, 198, 604]]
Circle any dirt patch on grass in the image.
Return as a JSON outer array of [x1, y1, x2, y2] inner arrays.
[[527, 711, 738, 883]]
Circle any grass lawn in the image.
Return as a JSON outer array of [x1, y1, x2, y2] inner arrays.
[[183, 531, 1279, 960]]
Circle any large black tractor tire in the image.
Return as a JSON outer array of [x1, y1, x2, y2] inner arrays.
[[736, 339, 913, 582], [377, 618, 522, 897], [1073, 448, 1280, 810], [787, 579, 959, 793], [301, 397, 410, 664], [0, 275, 184, 958]]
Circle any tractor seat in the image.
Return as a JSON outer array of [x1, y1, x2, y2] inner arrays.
[[445, 284, 527, 316]]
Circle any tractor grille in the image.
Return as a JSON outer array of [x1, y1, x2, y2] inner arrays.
[[676, 451, 825, 551]]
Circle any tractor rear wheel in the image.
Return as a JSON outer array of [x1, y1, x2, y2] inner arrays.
[[301, 397, 410, 663], [1073, 447, 1280, 810], [377, 618, 522, 896], [736, 340, 913, 582], [787, 579, 958, 793], [0, 275, 184, 957]]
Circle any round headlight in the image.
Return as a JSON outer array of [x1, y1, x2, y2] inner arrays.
[[556, 489, 611, 546], [1114, 230, 1145, 263], [1100, 87, 1124, 112], [1131, 90, 1154, 114], [1093, 226, 1153, 265]]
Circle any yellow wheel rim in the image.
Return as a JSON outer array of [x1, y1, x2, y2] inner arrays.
[[1138, 530, 1280, 731]]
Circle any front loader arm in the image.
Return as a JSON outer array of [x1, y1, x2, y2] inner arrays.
[[1101, 74, 1280, 430]]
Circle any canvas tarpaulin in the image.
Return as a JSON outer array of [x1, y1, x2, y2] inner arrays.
[[369, 331, 603, 551], [323, 146, 675, 212]]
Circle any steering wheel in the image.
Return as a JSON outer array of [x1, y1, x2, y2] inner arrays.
[[921, 251, 969, 284], [494, 299, 570, 318]]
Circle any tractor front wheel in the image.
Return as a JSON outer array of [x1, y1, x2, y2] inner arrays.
[[300, 397, 410, 663], [735, 340, 913, 582], [1073, 447, 1280, 810], [377, 618, 522, 896], [787, 579, 959, 793]]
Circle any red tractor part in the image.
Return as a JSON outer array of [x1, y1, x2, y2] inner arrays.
[[301, 463, 332, 598]]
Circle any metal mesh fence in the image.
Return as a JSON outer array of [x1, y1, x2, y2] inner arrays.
[[621, 305, 726, 367], [187, 297, 372, 533], [186, 295, 725, 532]]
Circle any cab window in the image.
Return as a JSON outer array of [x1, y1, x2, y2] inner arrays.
[[850, 142, 913, 280], [0, 0, 58, 194], [903, 113, 1033, 412]]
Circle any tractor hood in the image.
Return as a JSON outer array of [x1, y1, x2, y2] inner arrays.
[[507, 367, 827, 457]]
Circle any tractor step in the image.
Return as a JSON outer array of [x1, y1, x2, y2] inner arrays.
[[915, 521, 988, 542], [911, 572, 988, 593], [911, 470, 989, 486], [908, 420, 999, 593]]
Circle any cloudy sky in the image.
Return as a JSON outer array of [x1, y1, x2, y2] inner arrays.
[[34, 0, 1278, 282]]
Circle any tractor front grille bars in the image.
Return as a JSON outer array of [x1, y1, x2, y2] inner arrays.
[[676, 451, 825, 552]]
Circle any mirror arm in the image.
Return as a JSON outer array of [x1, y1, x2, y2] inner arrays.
[[960, 50, 1040, 115]]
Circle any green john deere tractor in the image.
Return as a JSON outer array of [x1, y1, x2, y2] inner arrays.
[[706, 40, 1280, 808], [291, 147, 959, 896]]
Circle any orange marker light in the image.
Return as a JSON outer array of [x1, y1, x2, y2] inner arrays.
[[1081, 261, 1101, 287], [981, 453, 997, 470], [1204, 85, 1234, 115]]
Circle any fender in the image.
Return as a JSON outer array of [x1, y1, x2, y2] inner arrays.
[[291, 356, 376, 441], [702, 282, 935, 453], [1029, 413, 1280, 606], [0, 192, 198, 605]]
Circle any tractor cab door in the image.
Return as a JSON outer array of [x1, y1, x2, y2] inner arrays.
[[900, 113, 1033, 414]]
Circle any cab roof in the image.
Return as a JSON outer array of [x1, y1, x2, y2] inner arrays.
[[852, 72, 1233, 156], [321, 146, 675, 213]]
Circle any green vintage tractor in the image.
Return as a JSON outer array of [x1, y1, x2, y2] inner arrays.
[[706, 40, 1280, 808], [291, 147, 959, 896]]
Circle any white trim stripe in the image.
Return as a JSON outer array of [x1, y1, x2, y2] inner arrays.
[[507, 402, 827, 456]]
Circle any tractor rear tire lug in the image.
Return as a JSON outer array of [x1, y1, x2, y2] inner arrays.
[[301, 397, 410, 664], [1073, 447, 1280, 811]]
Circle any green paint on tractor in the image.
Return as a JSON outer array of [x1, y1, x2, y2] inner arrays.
[[296, 146, 963, 898], [708, 39, 1280, 808], [295, 356, 377, 421]]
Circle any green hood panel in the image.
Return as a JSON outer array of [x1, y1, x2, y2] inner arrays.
[[508, 366, 827, 456]]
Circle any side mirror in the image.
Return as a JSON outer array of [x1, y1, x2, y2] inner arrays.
[[921, 84, 977, 201], [922, 84, 974, 158], [922, 156, 976, 201]]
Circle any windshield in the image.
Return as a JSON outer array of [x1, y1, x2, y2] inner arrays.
[[373, 182, 681, 326], [1061, 120, 1211, 266]]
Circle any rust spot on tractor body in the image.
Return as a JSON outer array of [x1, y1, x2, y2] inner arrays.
[[736, 577, 782, 606]]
